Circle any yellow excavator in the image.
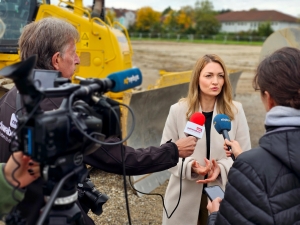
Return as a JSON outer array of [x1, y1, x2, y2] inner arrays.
[[0, 0, 194, 193], [0, 0, 245, 193]]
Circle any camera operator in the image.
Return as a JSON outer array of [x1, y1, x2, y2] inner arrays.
[[0, 152, 40, 216], [0, 17, 196, 224]]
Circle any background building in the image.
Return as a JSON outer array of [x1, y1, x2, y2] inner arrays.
[[107, 8, 136, 29], [216, 10, 300, 33]]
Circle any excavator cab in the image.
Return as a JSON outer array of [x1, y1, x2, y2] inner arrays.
[[0, 0, 42, 53]]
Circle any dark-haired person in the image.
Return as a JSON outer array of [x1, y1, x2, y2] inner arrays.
[[207, 46, 300, 225], [0, 17, 197, 224]]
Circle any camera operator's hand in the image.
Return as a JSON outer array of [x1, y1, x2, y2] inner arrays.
[[175, 136, 197, 158], [4, 152, 40, 188]]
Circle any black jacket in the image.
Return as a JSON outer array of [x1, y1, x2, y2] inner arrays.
[[208, 127, 300, 225], [0, 87, 179, 224]]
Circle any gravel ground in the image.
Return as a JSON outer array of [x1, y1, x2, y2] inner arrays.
[[88, 41, 265, 225]]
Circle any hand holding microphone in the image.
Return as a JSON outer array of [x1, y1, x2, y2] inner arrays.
[[224, 139, 243, 158], [183, 112, 211, 175], [175, 136, 197, 158], [213, 114, 235, 161], [181, 112, 206, 162]]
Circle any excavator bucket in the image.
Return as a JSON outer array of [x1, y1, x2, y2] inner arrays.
[[123, 83, 189, 148], [259, 27, 300, 62], [122, 83, 189, 195]]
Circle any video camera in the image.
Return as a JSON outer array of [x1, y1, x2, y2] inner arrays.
[[0, 55, 142, 225]]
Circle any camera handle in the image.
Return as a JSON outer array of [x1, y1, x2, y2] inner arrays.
[[37, 165, 88, 225]]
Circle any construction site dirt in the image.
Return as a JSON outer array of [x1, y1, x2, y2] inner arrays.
[[89, 40, 266, 225]]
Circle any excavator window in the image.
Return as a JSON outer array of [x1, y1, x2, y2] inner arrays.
[[0, 0, 38, 54]]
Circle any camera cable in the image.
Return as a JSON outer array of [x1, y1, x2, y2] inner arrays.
[[68, 93, 136, 145], [128, 159, 185, 219]]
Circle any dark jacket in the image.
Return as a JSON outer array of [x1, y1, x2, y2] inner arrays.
[[0, 87, 179, 225], [207, 127, 300, 225]]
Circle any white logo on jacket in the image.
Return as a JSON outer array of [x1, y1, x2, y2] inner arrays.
[[0, 121, 13, 136], [10, 113, 18, 129]]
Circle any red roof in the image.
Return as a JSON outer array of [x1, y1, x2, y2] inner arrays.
[[216, 10, 298, 23]]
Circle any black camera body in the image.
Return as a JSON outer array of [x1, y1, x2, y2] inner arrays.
[[0, 55, 126, 225], [4, 55, 122, 164], [19, 99, 104, 164]]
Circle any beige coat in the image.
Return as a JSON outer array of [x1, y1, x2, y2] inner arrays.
[[161, 100, 251, 225]]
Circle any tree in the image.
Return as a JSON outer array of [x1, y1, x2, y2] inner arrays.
[[178, 6, 195, 33], [194, 0, 221, 35], [135, 7, 161, 33], [257, 21, 274, 37], [162, 6, 172, 16], [163, 9, 180, 32]]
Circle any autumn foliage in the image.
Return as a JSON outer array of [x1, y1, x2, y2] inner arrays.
[[130, 0, 221, 35], [135, 7, 161, 32]]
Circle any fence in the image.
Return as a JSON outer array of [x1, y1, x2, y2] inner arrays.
[[129, 32, 267, 44]]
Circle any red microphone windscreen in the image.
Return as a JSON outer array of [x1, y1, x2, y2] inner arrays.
[[190, 112, 206, 126]]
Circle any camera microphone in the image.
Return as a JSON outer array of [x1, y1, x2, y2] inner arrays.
[[74, 68, 143, 96], [107, 67, 142, 92]]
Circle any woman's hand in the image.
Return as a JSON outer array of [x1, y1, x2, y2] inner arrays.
[[191, 158, 211, 176], [4, 152, 40, 188], [196, 159, 220, 184], [207, 197, 222, 213], [224, 139, 243, 158]]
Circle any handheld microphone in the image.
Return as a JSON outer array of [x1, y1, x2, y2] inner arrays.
[[184, 112, 206, 139], [213, 114, 235, 161], [182, 112, 205, 162]]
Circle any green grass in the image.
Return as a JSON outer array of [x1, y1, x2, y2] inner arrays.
[[130, 37, 263, 46]]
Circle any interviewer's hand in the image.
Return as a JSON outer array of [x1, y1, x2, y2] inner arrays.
[[4, 152, 40, 188], [224, 139, 242, 158], [175, 136, 197, 158], [207, 197, 222, 213], [196, 159, 220, 184]]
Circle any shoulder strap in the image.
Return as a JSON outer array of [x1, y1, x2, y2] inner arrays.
[[16, 91, 23, 118]]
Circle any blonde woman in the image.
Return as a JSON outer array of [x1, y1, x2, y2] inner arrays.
[[161, 54, 251, 225]]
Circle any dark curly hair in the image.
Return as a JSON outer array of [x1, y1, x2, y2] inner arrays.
[[253, 47, 300, 109]]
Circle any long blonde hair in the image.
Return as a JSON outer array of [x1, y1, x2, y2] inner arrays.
[[181, 54, 236, 120]]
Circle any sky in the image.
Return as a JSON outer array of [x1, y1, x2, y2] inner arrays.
[[52, 0, 300, 18]]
